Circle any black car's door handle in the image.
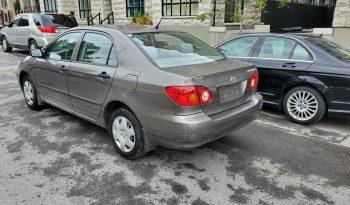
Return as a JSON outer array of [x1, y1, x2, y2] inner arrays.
[[282, 62, 296, 68], [59, 65, 68, 72], [98, 72, 110, 79]]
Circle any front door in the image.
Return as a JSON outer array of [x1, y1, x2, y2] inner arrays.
[[250, 36, 314, 103], [6, 15, 20, 44], [68, 32, 117, 120], [36, 31, 82, 110]]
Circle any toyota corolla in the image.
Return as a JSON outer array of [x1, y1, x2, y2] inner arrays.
[[17, 25, 262, 159]]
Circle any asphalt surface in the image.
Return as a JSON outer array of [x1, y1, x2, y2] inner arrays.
[[1, 50, 350, 205]]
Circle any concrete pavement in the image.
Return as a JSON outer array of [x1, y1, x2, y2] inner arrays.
[[1, 50, 350, 204]]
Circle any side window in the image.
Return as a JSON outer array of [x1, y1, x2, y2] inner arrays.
[[11, 16, 21, 27], [18, 15, 29, 26], [258, 37, 296, 59], [77, 33, 113, 65], [219, 37, 259, 57], [45, 32, 81, 60], [291, 44, 312, 61], [108, 47, 118, 66]]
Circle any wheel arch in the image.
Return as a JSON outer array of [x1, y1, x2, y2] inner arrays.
[[103, 100, 134, 126], [19, 71, 30, 90], [278, 76, 329, 111]]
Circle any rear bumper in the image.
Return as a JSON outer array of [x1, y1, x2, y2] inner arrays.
[[135, 93, 263, 149]]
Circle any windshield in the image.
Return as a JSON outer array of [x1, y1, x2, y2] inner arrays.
[[307, 37, 350, 61], [129, 32, 225, 68], [40, 14, 77, 27]]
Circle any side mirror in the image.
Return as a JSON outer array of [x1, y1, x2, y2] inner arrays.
[[30, 49, 43, 57]]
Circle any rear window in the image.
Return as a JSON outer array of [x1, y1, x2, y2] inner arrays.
[[307, 37, 350, 61], [40, 14, 77, 27], [129, 32, 225, 68]]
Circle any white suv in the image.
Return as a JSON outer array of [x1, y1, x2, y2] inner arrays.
[[0, 13, 77, 52]]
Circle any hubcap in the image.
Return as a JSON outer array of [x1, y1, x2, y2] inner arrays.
[[112, 116, 135, 153], [23, 81, 34, 105], [2, 39, 7, 50], [287, 90, 318, 121], [30, 42, 37, 50]]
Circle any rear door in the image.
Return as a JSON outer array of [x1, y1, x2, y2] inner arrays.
[[17, 15, 30, 46], [217, 36, 260, 62], [36, 31, 82, 110], [250, 36, 314, 103], [68, 32, 117, 120]]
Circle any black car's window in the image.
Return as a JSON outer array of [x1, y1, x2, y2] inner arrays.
[[18, 15, 29, 27], [77, 33, 114, 65], [45, 32, 81, 61], [258, 37, 296, 59], [291, 44, 312, 61], [11, 16, 21, 27], [219, 37, 259, 57], [108, 47, 118, 66], [307, 37, 350, 61]]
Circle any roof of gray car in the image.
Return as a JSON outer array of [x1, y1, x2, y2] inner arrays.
[[77, 25, 178, 34]]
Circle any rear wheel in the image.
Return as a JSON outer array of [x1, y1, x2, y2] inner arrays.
[[1, 37, 12, 52], [108, 108, 146, 159], [28, 40, 38, 50], [283, 86, 326, 125]]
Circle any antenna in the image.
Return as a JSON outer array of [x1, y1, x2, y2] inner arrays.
[[155, 19, 162, 30]]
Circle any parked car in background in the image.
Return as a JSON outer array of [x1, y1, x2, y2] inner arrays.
[[17, 26, 262, 159], [0, 13, 77, 52], [216, 33, 350, 124]]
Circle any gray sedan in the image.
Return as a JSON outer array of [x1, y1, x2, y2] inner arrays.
[[17, 26, 263, 159]]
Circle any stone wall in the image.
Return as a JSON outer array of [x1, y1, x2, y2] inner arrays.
[[332, 0, 350, 27], [243, 0, 261, 25]]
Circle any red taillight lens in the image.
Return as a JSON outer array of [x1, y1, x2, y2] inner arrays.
[[37, 26, 57, 33], [248, 69, 259, 90], [165, 86, 212, 106]]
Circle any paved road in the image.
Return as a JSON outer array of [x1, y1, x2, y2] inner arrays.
[[1, 51, 350, 205]]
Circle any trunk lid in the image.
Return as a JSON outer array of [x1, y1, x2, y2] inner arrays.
[[163, 59, 256, 116]]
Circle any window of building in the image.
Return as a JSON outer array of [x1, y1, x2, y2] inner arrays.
[[43, 0, 57, 13], [162, 0, 199, 16], [1, 0, 8, 8], [126, 0, 144, 17], [23, 0, 32, 10], [79, 0, 91, 18]]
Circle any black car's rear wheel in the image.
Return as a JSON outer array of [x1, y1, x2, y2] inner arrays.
[[1, 37, 12, 52], [108, 108, 146, 159], [283, 86, 326, 125]]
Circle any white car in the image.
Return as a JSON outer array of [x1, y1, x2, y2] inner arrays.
[[0, 13, 77, 52]]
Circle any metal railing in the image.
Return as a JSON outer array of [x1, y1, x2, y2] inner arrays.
[[101, 11, 114, 24], [87, 12, 100, 25]]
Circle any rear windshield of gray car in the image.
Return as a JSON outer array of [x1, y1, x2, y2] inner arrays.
[[130, 32, 225, 68], [307, 37, 350, 61]]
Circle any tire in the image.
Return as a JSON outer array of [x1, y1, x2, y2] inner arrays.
[[108, 108, 146, 159], [28, 40, 38, 50], [283, 86, 326, 125], [1, 37, 12, 52], [21, 75, 42, 110]]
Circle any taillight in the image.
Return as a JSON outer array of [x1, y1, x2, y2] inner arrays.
[[37, 26, 57, 33], [165, 86, 212, 106], [248, 69, 259, 90]]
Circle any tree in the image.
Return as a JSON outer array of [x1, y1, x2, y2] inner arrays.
[[14, 0, 21, 14]]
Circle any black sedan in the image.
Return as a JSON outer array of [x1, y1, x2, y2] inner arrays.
[[216, 33, 350, 124]]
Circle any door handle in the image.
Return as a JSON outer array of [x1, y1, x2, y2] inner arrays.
[[98, 71, 110, 79], [282, 62, 296, 68], [59, 65, 68, 72]]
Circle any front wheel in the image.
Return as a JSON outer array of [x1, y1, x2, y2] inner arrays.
[[283, 86, 326, 125], [108, 108, 146, 159], [1, 37, 12, 52], [22, 75, 42, 110]]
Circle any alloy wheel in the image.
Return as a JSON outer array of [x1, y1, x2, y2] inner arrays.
[[287, 90, 318, 121], [112, 116, 136, 153], [2, 39, 7, 51], [23, 81, 34, 105]]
